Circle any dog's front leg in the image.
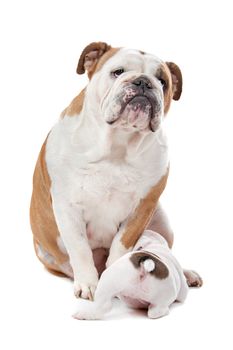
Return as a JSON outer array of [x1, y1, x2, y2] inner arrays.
[[107, 174, 170, 267], [106, 223, 132, 267], [52, 196, 98, 299]]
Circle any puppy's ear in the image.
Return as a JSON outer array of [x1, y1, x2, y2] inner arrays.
[[166, 62, 182, 100], [76, 42, 111, 78]]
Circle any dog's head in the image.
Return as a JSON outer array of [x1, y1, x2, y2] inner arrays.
[[77, 42, 182, 133]]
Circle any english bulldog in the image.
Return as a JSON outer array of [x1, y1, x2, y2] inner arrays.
[[30, 42, 202, 301], [73, 230, 189, 320]]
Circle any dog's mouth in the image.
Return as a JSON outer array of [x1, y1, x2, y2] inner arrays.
[[123, 95, 153, 117], [107, 93, 161, 132]]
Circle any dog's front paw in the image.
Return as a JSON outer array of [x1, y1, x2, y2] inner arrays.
[[74, 273, 98, 300]]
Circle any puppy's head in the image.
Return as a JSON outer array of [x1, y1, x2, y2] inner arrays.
[[77, 42, 182, 133]]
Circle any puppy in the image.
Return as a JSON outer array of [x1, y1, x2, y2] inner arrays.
[[73, 230, 189, 319]]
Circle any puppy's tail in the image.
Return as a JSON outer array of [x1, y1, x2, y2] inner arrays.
[[130, 251, 169, 279], [142, 258, 156, 272]]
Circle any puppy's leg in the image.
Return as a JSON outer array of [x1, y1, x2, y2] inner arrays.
[[148, 304, 169, 319], [52, 196, 98, 299], [176, 273, 189, 302], [147, 204, 203, 287], [73, 254, 134, 320], [183, 269, 203, 288], [146, 202, 174, 248], [72, 296, 112, 320], [73, 269, 116, 320]]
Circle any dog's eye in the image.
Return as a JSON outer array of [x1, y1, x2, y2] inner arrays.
[[158, 78, 167, 90], [112, 68, 125, 78]]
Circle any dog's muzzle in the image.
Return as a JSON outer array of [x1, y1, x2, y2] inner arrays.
[[108, 76, 162, 132]]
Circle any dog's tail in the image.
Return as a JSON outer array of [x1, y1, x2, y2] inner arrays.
[[130, 251, 169, 279]]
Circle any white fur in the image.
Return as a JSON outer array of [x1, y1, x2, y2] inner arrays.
[[46, 49, 169, 297], [143, 258, 155, 272], [56, 236, 67, 254]]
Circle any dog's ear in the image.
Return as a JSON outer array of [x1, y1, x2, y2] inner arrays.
[[76, 42, 111, 78], [166, 62, 182, 100]]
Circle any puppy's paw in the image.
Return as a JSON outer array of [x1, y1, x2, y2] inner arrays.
[[184, 269, 203, 287], [148, 305, 169, 319], [73, 300, 102, 320]]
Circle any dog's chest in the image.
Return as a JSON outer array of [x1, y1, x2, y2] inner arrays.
[[46, 124, 169, 250], [73, 161, 151, 248]]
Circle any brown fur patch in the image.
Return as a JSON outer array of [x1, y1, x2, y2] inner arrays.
[[61, 88, 86, 118], [76, 42, 111, 77], [166, 62, 183, 101], [121, 169, 169, 249], [30, 138, 69, 274], [156, 63, 173, 115], [61, 48, 120, 118], [94, 47, 120, 73], [130, 251, 169, 279]]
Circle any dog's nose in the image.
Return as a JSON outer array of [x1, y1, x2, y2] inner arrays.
[[132, 76, 153, 91]]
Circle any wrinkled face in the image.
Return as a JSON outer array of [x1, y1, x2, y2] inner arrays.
[[86, 49, 175, 133]]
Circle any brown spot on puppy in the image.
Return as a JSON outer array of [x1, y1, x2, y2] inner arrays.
[[130, 251, 169, 279]]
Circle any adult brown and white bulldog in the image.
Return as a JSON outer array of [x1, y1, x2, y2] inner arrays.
[[30, 42, 202, 300]]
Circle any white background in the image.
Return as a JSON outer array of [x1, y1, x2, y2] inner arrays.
[[0, 0, 232, 349]]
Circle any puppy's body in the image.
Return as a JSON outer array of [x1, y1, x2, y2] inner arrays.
[[73, 230, 188, 319]]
